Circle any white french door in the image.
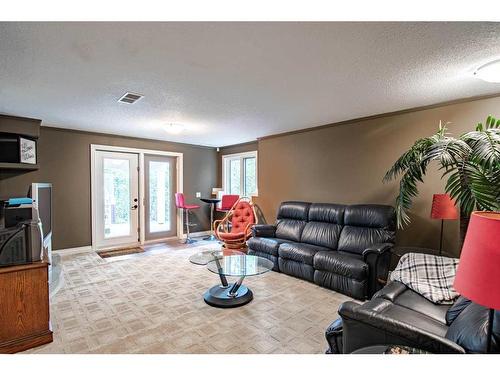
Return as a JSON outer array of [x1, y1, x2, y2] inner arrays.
[[144, 154, 177, 240], [94, 151, 140, 248], [92, 145, 184, 250]]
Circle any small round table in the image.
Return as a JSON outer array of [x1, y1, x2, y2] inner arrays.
[[200, 198, 221, 241], [189, 249, 243, 266], [189, 249, 244, 305], [190, 250, 273, 308], [205, 254, 273, 308]]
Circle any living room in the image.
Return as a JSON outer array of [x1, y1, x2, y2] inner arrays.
[[1, 1, 499, 374]]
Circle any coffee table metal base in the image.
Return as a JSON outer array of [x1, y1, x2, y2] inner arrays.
[[203, 284, 253, 308]]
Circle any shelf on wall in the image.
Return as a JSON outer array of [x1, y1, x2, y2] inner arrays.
[[0, 162, 39, 171]]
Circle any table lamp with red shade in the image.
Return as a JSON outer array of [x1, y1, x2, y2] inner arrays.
[[453, 211, 500, 353], [431, 193, 459, 255]]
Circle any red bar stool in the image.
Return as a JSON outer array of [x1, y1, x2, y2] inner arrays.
[[216, 194, 239, 232], [175, 193, 201, 244], [216, 194, 239, 214]]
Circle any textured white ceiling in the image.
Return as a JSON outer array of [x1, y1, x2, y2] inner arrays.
[[1, 22, 499, 147]]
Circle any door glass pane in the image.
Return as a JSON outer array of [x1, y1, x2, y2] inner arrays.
[[149, 160, 171, 233], [229, 159, 241, 195], [103, 158, 130, 238], [244, 157, 256, 196]]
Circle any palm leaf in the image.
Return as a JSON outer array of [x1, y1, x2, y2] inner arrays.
[[422, 137, 470, 167], [383, 137, 434, 183], [384, 116, 500, 229], [462, 128, 500, 169], [443, 162, 500, 214]]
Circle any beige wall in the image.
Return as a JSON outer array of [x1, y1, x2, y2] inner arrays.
[[255, 95, 500, 257], [3, 95, 498, 254], [0, 127, 217, 250]]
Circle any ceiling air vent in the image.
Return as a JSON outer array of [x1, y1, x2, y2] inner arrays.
[[118, 92, 144, 104]]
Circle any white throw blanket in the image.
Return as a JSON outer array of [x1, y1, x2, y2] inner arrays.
[[390, 252, 459, 304]]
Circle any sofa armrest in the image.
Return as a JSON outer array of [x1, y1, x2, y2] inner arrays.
[[362, 242, 393, 258], [362, 242, 394, 298], [325, 318, 343, 354], [251, 224, 276, 238], [339, 301, 466, 354]]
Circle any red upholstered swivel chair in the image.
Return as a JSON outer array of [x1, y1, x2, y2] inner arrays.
[[214, 197, 257, 251], [175, 193, 201, 244]]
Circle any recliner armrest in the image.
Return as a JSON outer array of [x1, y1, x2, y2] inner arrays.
[[339, 301, 466, 354], [325, 318, 343, 354], [362, 242, 394, 298], [251, 224, 276, 238]]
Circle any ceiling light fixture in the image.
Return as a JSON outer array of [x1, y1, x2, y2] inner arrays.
[[474, 59, 500, 83], [165, 123, 184, 134]]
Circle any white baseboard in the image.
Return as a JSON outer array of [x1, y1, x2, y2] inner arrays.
[[53, 245, 93, 256], [53, 231, 212, 255]]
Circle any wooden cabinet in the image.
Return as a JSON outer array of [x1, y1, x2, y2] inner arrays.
[[0, 114, 41, 171], [0, 262, 53, 353], [0, 114, 41, 139]]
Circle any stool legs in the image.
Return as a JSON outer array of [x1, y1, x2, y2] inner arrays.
[[204, 203, 217, 241], [183, 208, 197, 244]]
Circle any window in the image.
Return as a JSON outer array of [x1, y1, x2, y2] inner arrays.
[[222, 151, 258, 197]]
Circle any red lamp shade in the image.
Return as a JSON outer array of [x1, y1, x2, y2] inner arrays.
[[430, 194, 458, 220], [454, 212, 500, 310]]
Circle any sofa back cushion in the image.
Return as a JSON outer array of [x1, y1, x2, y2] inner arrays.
[[301, 203, 345, 249], [337, 204, 396, 255], [275, 201, 311, 242]]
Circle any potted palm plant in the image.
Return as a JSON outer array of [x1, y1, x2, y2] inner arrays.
[[384, 115, 500, 246]]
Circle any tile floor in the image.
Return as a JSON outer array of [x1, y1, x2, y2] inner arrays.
[[26, 239, 351, 354]]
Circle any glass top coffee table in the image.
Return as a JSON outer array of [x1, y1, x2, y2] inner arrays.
[[189, 250, 274, 308]]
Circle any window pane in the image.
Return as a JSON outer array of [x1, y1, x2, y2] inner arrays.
[[103, 158, 130, 238], [149, 161, 171, 233], [229, 159, 241, 195], [244, 157, 256, 196]]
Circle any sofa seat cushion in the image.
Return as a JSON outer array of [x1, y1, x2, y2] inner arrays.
[[278, 242, 328, 265], [247, 237, 292, 257], [314, 251, 368, 281], [374, 281, 448, 324], [392, 289, 449, 324], [362, 299, 449, 338]]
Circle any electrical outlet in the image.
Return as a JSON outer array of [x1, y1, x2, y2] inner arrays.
[[196, 192, 201, 198]]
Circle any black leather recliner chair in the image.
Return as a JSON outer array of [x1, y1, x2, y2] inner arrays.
[[325, 281, 500, 354], [247, 201, 396, 300]]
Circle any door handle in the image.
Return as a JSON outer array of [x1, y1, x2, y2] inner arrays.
[[131, 205, 138, 210]]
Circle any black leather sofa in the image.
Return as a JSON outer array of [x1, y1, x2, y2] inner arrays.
[[247, 201, 396, 300], [325, 281, 500, 354]]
